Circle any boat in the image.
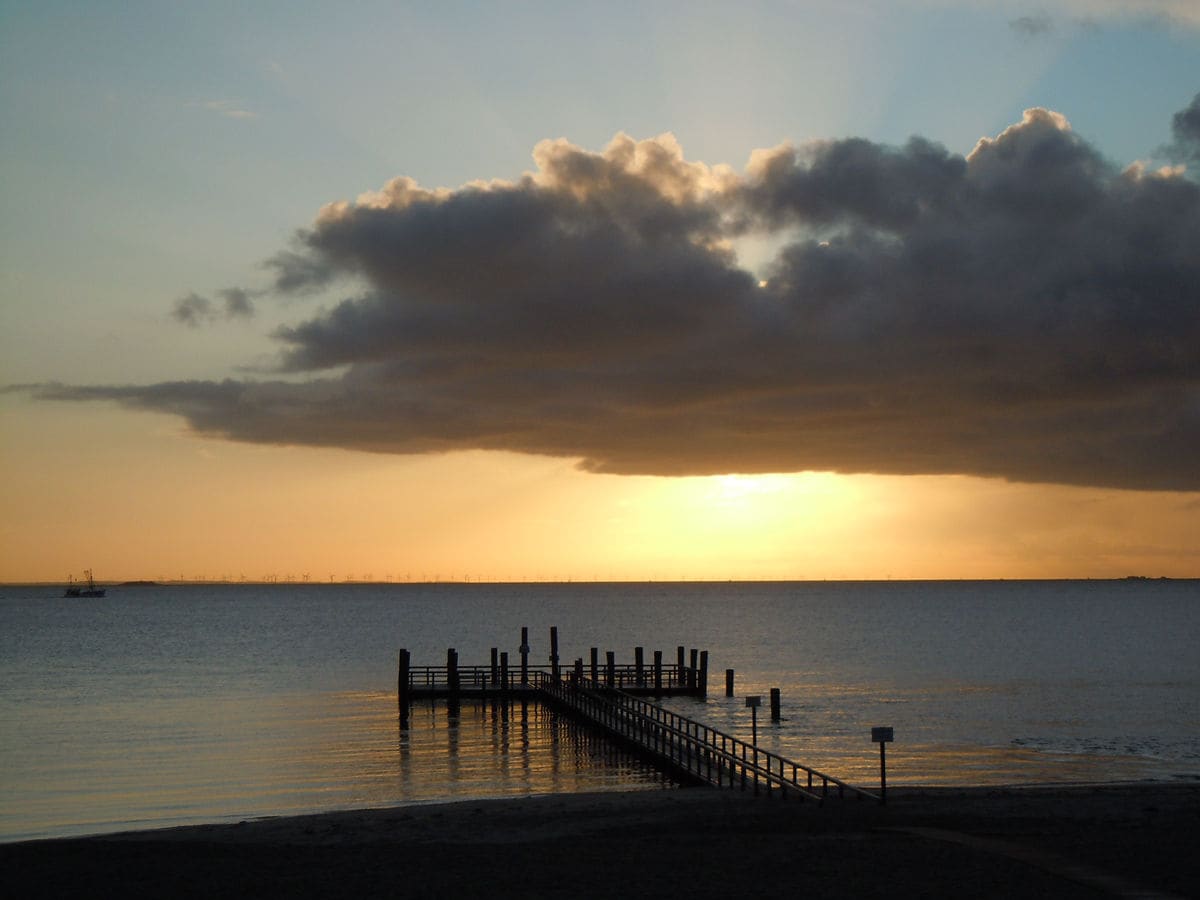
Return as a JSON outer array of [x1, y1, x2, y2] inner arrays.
[[65, 569, 106, 598]]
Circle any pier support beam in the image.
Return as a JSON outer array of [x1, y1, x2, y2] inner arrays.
[[770, 687, 781, 722], [500, 652, 509, 692], [699, 650, 709, 698], [725, 668, 735, 697], [590, 647, 599, 683], [635, 646, 645, 685], [550, 627, 560, 681], [654, 650, 663, 693], [606, 650, 616, 688]]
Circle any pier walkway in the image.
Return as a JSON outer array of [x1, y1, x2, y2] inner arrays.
[[397, 635, 879, 806], [536, 673, 878, 805]]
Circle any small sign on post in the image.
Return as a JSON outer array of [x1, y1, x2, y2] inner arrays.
[[872, 726, 894, 805]]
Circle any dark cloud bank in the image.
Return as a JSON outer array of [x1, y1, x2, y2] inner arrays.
[[32, 99, 1200, 490]]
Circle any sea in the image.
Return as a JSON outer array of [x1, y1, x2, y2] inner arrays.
[[1, 580, 1197, 842]]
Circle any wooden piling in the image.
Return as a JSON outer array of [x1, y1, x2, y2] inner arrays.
[[699, 650, 709, 698], [654, 650, 663, 692], [677, 646, 685, 688], [574, 657, 584, 684], [725, 668, 735, 697], [590, 647, 599, 682], [397, 648, 411, 724], [490, 647, 499, 686], [447, 648, 460, 696], [606, 650, 616, 687], [770, 687, 781, 722], [635, 646, 645, 685], [520, 626, 529, 685], [550, 626, 560, 680], [500, 651, 509, 692]]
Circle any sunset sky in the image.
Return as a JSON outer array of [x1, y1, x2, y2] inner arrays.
[[2, 1, 1198, 583]]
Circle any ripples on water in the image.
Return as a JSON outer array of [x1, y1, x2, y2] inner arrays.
[[1, 580, 1197, 840], [0, 687, 674, 842]]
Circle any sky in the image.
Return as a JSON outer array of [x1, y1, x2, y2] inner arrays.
[[1, 0, 1198, 583]]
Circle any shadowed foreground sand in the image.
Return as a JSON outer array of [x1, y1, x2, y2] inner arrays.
[[3, 784, 1197, 899]]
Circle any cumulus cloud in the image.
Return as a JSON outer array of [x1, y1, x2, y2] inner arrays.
[[171, 288, 257, 326], [1010, 13, 1054, 37], [30, 107, 1200, 491], [219, 287, 255, 319], [197, 99, 258, 120], [1166, 91, 1200, 162], [171, 292, 215, 327]]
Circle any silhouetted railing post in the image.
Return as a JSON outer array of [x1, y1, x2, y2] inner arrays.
[[699, 650, 709, 697], [590, 647, 599, 682], [500, 651, 509, 692], [606, 650, 615, 687], [635, 646, 645, 685], [676, 646, 685, 687], [770, 688, 781, 722], [654, 650, 663, 692], [550, 626, 560, 680], [725, 668, 735, 697]]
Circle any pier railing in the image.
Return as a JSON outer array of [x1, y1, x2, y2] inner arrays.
[[534, 672, 879, 805], [397, 638, 879, 805], [406, 663, 701, 694]]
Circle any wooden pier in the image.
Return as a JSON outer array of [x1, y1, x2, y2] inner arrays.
[[398, 628, 880, 806]]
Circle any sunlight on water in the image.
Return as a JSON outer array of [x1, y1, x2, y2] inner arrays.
[[2, 580, 1196, 841], [0, 689, 672, 842]]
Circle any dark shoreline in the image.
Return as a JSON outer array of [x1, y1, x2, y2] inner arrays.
[[3, 783, 1197, 899]]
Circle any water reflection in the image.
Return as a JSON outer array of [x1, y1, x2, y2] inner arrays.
[[390, 694, 676, 807], [1, 690, 674, 843]]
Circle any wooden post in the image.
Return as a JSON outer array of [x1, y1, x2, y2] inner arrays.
[[500, 651, 509, 693], [725, 668, 735, 697], [447, 647, 460, 715], [490, 647, 499, 687], [872, 727, 894, 805], [880, 741, 887, 805], [606, 650, 616, 687], [635, 646, 645, 685], [590, 647, 599, 683], [574, 657, 584, 685], [447, 648, 460, 695], [689, 649, 699, 690], [699, 650, 709, 698], [770, 687, 781, 722], [397, 648, 411, 726], [520, 626, 529, 685], [550, 626, 560, 680], [676, 646, 685, 688], [654, 650, 663, 692]]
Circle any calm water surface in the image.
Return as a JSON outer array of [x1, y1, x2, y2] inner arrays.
[[1, 580, 1197, 841]]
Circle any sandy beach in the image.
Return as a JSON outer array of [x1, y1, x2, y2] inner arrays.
[[2, 783, 1196, 899]]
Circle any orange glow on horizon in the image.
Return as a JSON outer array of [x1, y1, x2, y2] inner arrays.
[[1, 401, 1197, 584]]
